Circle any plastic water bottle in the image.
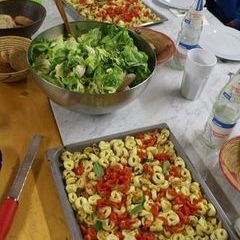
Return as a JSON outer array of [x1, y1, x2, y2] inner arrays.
[[202, 73, 240, 149], [171, 0, 204, 70]]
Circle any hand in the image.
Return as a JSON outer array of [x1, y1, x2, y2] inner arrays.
[[226, 20, 236, 28]]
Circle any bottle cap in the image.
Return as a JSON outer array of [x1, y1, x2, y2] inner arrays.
[[193, 0, 203, 11]]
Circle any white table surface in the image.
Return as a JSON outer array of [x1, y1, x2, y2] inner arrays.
[[39, 0, 240, 229]]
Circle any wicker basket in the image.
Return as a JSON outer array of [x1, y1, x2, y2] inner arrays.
[[0, 36, 31, 83], [219, 136, 240, 192]]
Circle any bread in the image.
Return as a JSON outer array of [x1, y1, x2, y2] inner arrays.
[[14, 16, 34, 26], [9, 48, 28, 71], [0, 14, 16, 29], [0, 51, 9, 63], [0, 54, 15, 73]]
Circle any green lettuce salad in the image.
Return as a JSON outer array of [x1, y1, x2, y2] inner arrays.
[[29, 26, 151, 94]]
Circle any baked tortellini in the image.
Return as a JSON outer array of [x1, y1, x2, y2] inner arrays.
[[65, 0, 160, 28], [61, 128, 229, 240]]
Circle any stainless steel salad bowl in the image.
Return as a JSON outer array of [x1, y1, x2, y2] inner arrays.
[[29, 21, 156, 115]]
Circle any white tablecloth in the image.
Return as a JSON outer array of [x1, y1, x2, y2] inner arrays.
[[38, 0, 240, 230]]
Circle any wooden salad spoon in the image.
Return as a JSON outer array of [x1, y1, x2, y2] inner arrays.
[[117, 73, 136, 92], [54, 0, 75, 38]]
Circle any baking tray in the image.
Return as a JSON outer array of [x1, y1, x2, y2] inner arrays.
[[62, 0, 168, 27], [47, 123, 239, 240]]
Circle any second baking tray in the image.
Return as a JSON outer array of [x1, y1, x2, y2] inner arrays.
[[62, 0, 168, 27], [47, 123, 239, 240]]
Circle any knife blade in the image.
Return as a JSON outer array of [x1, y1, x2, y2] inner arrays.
[[0, 135, 42, 240]]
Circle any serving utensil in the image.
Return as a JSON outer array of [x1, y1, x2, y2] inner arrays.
[[54, 0, 74, 37], [0, 135, 42, 240], [117, 73, 136, 92]]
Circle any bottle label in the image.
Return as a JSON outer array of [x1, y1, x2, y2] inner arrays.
[[212, 117, 236, 129], [222, 75, 240, 103], [206, 116, 236, 147], [179, 42, 198, 50]]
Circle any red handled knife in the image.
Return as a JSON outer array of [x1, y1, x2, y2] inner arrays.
[[0, 135, 42, 240]]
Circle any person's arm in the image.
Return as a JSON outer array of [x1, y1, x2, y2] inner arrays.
[[227, 18, 240, 30], [216, 0, 239, 20], [216, 0, 240, 30]]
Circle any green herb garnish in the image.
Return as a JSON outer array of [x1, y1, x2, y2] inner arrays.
[[130, 196, 146, 215], [95, 220, 103, 231], [162, 161, 171, 174], [130, 204, 143, 215], [93, 162, 104, 177]]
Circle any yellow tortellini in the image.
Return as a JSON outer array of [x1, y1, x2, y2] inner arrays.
[[61, 128, 229, 240], [210, 228, 228, 240]]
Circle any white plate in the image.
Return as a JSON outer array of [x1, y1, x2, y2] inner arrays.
[[199, 25, 240, 61], [155, 0, 195, 10]]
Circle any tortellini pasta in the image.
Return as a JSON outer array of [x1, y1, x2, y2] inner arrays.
[[61, 128, 229, 240]]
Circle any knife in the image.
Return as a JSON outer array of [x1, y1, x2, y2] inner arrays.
[[0, 135, 42, 240]]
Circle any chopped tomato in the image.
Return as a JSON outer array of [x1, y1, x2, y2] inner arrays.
[[96, 166, 132, 197], [132, 8, 140, 17], [154, 153, 172, 162], [144, 219, 152, 228], [119, 217, 136, 229], [136, 231, 156, 240], [177, 208, 190, 225], [114, 230, 124, 240], [123, 13, 133, 22], [165, 222, 185, 233], [99, 10, 107, 19], [143, 164, 154, 176], [114, 6, 123, 14], [136, 133, 145, 140], [156, 190, 166, 201], [84, 227, 97, 240], [157, 216, 168, 226], [110, 199, 122, 209], [174, 194, 198, 213], [193, 197, 203, 204], [144, 10, 150, 16], [110, 212, 135, 230], [123, 2, 130, 10], [96, 198, 108, 209], [151, 203, 159, 218], [136, 131, 157, 148], [96, 198, 109, 219], [74, 163, 84, 176], [80, 224, 87, 233], [143, 189, 151, 197], [169, 165, 181, 177], [138, 149, 147, 160]]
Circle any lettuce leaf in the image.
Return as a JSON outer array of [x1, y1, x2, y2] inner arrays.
[[30, 26, 150, 94]]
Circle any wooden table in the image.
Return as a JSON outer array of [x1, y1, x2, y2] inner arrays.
[[0, 74, 71, 239]]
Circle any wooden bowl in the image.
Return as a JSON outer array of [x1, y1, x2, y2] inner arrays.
[[132, 27, 176, 65], [0, 0, 46, 38], [0, 36, 31, 83], [219, 136, 240, 192]]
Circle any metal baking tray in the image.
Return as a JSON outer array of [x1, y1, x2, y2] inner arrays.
[[62, 0, 168, 27], [47, 123, 239, 240]]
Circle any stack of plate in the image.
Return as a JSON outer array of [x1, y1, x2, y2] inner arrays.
[[199, 25, 240, 61], [155, 0, 204, 10]]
